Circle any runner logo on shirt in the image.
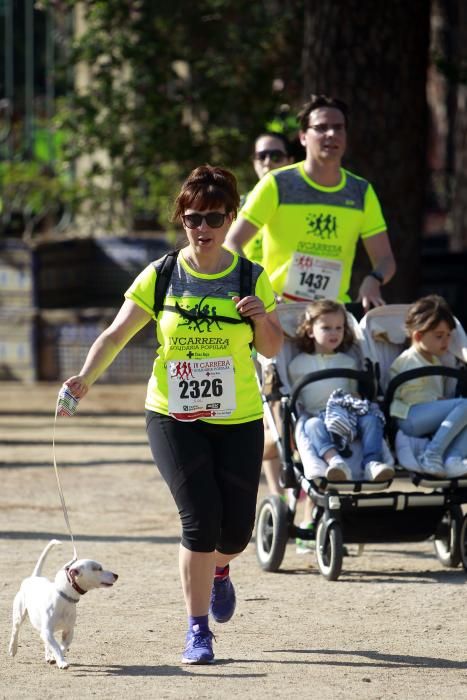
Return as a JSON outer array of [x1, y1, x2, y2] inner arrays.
[[177, 296, 223, 333], [306, 212, 338, 240]]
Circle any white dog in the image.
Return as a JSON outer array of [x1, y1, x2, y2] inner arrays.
[[9, 539, 118, 669]]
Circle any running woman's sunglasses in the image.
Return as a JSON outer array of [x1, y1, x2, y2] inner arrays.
[[181, 212, 227, 229], [254, 149, 288, 163]]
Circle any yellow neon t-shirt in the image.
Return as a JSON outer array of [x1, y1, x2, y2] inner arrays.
[[241, 189, 264, 264], [243, 229, 264, 264], [240, 162, 387, 302], [124, 251, 276, 424]]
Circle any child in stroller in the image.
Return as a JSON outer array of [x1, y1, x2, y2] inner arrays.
[[388, 295, 467, 479], [289, 299, 395, 483], [256, 300, 467, 579]]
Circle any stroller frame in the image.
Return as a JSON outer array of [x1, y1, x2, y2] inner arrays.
[[255, 305, 467, 581]]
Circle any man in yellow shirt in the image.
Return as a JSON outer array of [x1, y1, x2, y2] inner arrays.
[[226, 94, 396, 502], [226, 94, 396, 311]]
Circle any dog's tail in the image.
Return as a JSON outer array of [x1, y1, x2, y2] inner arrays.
[[32, 539, 62, 577]]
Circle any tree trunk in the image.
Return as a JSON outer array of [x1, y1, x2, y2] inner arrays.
[[448, 0, 467, 252], [302, 0, 431, 302]]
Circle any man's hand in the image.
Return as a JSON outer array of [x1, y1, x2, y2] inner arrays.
[[357, 275, 385, 312], [360, 231, 396, 311]]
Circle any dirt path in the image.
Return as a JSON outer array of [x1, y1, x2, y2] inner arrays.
[[1, 382, 467, 699]]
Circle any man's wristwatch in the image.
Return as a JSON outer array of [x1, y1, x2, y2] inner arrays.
[[368, 270, 384, 284]]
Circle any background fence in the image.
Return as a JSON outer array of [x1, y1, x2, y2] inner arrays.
[[0, 235, 465, 383], [0, 236, 169, 382]]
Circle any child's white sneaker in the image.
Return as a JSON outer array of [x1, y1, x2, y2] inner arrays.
[[325, 456, 351, 481], [364, 461, 395, 482], [445, 457, 467, 478]]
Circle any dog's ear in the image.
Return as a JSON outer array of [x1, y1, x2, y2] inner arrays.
[[68, 567, 81, 580]]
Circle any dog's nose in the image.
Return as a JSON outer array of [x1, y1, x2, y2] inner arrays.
[[113, 573, 118, 581]]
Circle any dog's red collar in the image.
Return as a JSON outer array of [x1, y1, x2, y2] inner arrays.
[[65, 567, 87, 596]]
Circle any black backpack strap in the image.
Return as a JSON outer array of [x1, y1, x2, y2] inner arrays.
[[153, 250, 179, 316], [239, 255, 254, 299], [238, 256, 255, 331], [153, 250, 254, 318]]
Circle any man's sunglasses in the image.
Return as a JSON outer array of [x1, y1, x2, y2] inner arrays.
[[181, 212, 227, 229], [254, 149, 288, 163]]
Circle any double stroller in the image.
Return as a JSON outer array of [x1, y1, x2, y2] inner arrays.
[[255, 302, 467, 580]]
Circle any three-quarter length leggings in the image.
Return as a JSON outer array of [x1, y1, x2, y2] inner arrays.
[[145, 411, 264, 554]]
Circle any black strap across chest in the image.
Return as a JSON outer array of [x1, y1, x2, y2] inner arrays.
[[152, 250, 254, 321]]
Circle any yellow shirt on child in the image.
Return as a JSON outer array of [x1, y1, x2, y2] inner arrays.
[[389, 346, 444, 419]]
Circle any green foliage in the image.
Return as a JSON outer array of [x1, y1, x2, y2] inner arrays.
[[0, 159, 82, 238], [50, 0, 304, 232]]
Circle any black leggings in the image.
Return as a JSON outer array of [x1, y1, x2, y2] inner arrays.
[[145, 412, 264, 554]]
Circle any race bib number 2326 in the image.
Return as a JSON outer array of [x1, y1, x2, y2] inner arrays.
[[167, 356, 236, 421]]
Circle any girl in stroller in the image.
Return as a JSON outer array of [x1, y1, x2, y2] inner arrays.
[[289, 299, 395, 482], [389, 295, 467, 478]]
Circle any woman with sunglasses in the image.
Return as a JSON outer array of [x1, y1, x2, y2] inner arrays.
[[58, 165, 283, 665], [242, 131, 293, 265]]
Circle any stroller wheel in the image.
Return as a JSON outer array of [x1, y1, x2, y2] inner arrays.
[[255, 495, 289, 572], [433, 506, 463, 568], [316, 519, 343, 581]]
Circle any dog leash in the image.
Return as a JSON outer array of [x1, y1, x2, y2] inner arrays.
[[53, 385, 80, 561]]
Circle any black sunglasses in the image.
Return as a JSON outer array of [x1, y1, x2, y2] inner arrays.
[[181, 212, 227, 229], [254, 149, 288, 163]]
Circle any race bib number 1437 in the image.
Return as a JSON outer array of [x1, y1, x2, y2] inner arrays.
[[283, 252, 342, 302]]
